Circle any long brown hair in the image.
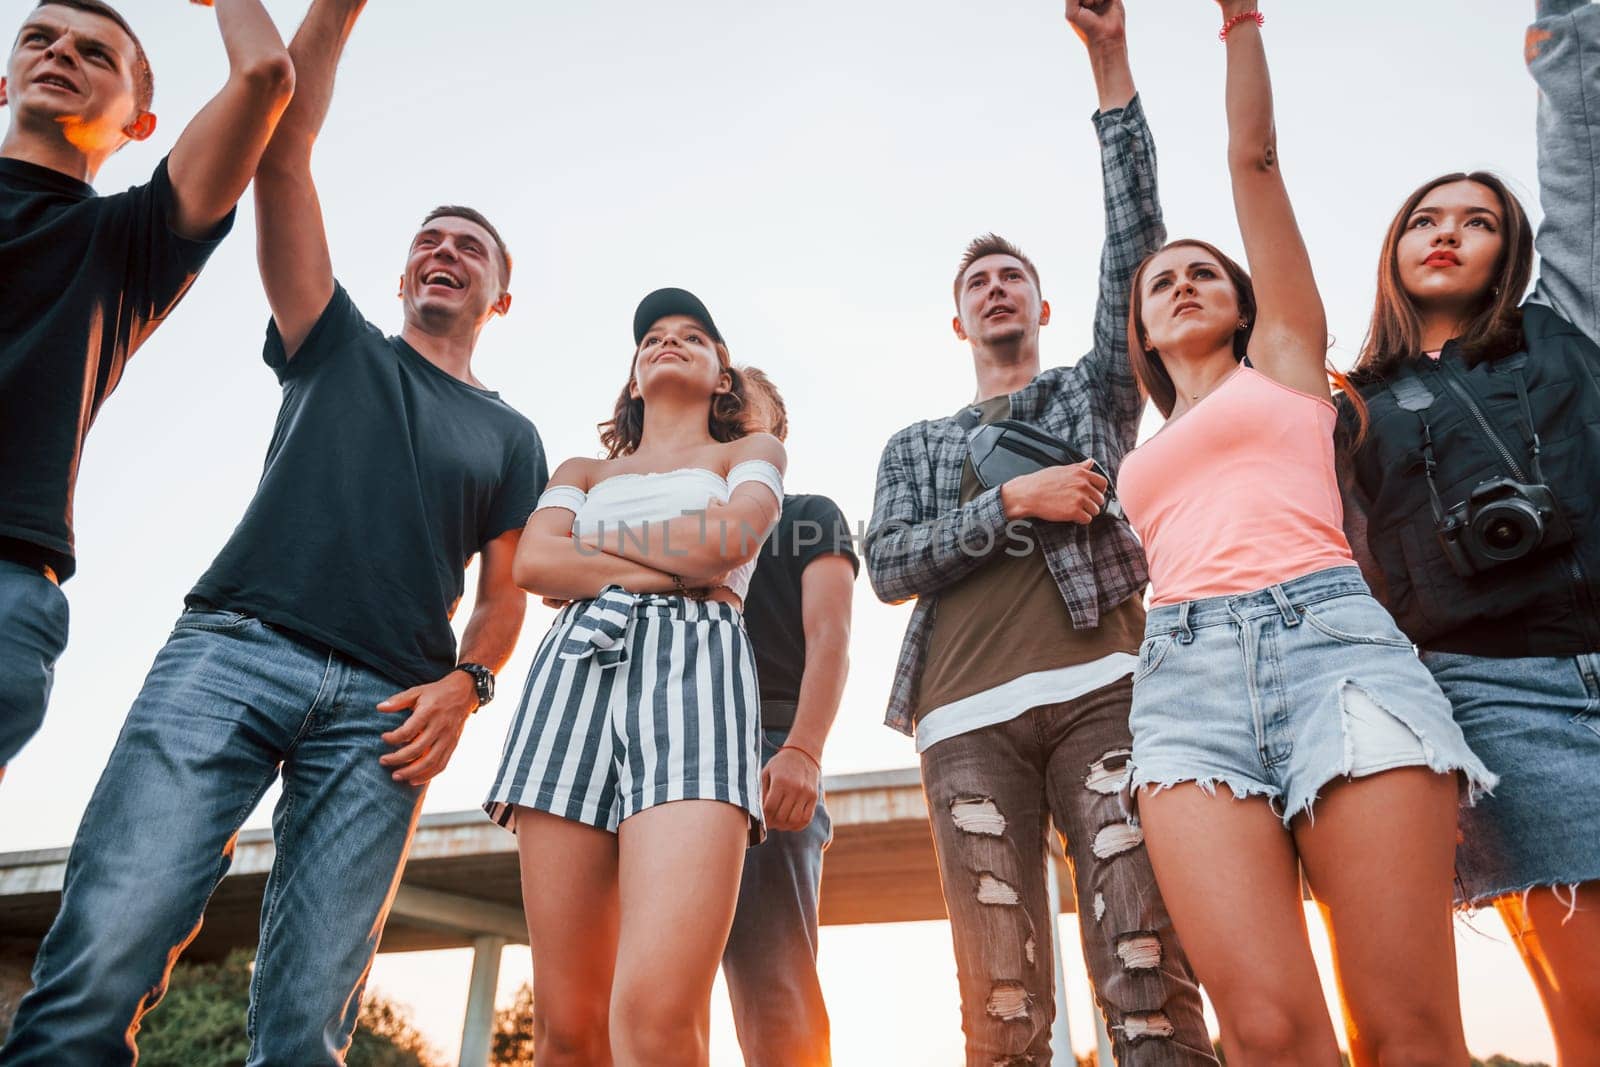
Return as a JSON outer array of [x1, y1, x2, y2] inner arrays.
[[1128, 238, 1367, 433], [1353, 172, 1533, 382], [1127, 239, 1257, 419], [597, 335, 749, 459]]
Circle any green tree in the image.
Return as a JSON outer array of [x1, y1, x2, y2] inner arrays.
[[491, 981, 537, 1067], [134, 951, 253, 1067], [132, 949, 441, 1067], [348, 995, 442, 1067]]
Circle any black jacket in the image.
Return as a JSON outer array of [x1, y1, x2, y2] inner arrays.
[[1345, 302, 1600, 656]]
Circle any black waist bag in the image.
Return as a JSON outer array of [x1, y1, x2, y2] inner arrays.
[[957, 408, 1123, 520]]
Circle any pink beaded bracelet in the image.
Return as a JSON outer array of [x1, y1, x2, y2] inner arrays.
[[1219, 10, 1265, 42]]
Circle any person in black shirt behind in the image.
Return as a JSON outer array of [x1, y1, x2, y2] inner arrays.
[[0, 0, 295, 777], [1, 0, 543, 1063], [720, 366, 857, 1067]]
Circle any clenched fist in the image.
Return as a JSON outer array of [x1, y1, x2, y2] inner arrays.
[[1065, 0, 1126, 48], [1001, 459, 1110, 525]]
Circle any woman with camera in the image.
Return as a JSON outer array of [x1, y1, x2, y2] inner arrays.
[[1114, 3, 1495, 1062], [1340, 2, 1600, 1059]]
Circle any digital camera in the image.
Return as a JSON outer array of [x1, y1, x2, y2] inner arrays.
[[1436, 476, 1573, 577]]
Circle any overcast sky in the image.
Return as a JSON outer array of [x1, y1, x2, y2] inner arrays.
[[1, 1, 1562, 1062]]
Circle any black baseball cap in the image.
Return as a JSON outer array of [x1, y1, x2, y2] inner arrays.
[[632, 287, 724, 346]]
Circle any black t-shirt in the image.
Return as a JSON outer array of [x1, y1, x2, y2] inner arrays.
[[741, 493, 859, 729], [187, 285, 547, 688], [0, 156, 233, 579]]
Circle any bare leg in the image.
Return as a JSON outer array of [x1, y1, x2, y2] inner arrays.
[[1295, 768, 1468, 1067], [515, 808, 620, 1067], [1138, 784, 1342, 1066], [610, 800, 750, 1067], [1496, 881, 1600, 1067]]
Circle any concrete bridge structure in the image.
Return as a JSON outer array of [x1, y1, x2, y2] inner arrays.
[[0, 767, 1112, 1065]]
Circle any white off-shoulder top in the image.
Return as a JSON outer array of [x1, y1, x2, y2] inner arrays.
[[535, 460, 784, 601]]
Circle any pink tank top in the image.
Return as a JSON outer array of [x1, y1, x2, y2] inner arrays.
[[1118, 365, 1354, 607]]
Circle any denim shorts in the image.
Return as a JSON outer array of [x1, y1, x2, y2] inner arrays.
[[1421, 649, 1600, 906], [1129, 566, 1497, 824]]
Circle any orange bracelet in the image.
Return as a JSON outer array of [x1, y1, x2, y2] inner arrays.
[[778, 744, 822, 772]]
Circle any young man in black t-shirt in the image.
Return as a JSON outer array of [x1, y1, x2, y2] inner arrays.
[[2, 2, 544, 1063], [721, 368, 857, 1067], [0, 1, 295, 776]]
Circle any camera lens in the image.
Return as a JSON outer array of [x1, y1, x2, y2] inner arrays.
[[1470, 498, 1542, 562], [1484, 519, 1524, 551]]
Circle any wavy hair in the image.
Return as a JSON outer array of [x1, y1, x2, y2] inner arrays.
[[1352, 172, 1533, 383], [597, 337, 749, 459], [1128, 238, 1366, 433]]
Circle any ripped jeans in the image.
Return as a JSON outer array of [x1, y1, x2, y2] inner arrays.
[[920, 676, 1215, 1066]]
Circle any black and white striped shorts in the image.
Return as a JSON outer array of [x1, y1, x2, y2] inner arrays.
[[484, 591, 764, 842]]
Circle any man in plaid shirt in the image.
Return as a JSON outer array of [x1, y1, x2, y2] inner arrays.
[[864, 2, 1213, 1062]]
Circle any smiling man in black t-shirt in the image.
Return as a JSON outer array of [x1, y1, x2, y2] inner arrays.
[[0, 0, 295, 777], [2, 2, 545, 1063], [720, 367, 857, 1067]]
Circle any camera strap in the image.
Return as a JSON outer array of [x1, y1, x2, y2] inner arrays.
[[1387, 374, 1450, 525], [1510, 370, 1550, 487]]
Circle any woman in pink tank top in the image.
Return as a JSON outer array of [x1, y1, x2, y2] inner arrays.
[[1113, 4, 1495, 1063]]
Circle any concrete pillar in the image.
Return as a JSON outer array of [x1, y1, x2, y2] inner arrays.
[[1045, 853, 1075, 1064], [457, 935, 507, 1067], [1096, 1007, 1115, 1066]]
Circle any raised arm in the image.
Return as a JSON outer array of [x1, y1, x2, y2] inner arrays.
[[1218, 0, 1329, 400], [1527, 0, 1600, 342], [1067, 0, 1166, 440], [166, 0, 295, 239], [253, 0, 368, 358]]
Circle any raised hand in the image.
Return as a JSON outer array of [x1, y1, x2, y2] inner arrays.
[[1065, 0, 1127, 48]]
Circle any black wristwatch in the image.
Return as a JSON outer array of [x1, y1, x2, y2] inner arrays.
[[455, 662, 495, 709]]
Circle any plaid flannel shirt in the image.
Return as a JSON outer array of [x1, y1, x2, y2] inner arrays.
[[865, 95, 1166, 737]]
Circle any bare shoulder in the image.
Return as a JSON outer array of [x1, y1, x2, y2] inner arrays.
[[547, 456, 603, 492], [721, 432, 788, 475]]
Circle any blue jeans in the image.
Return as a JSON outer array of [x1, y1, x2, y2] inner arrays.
[[0, 559, 69, 766], [1132, 567, 1495, 824], [0, 609, 425, 1066], [721, 728, 833, 1067]]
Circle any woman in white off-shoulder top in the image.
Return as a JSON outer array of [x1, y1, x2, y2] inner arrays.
[[484, 288, 785, 1067]]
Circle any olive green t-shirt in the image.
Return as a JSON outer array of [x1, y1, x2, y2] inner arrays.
[[916, 394, 1143, 720]]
